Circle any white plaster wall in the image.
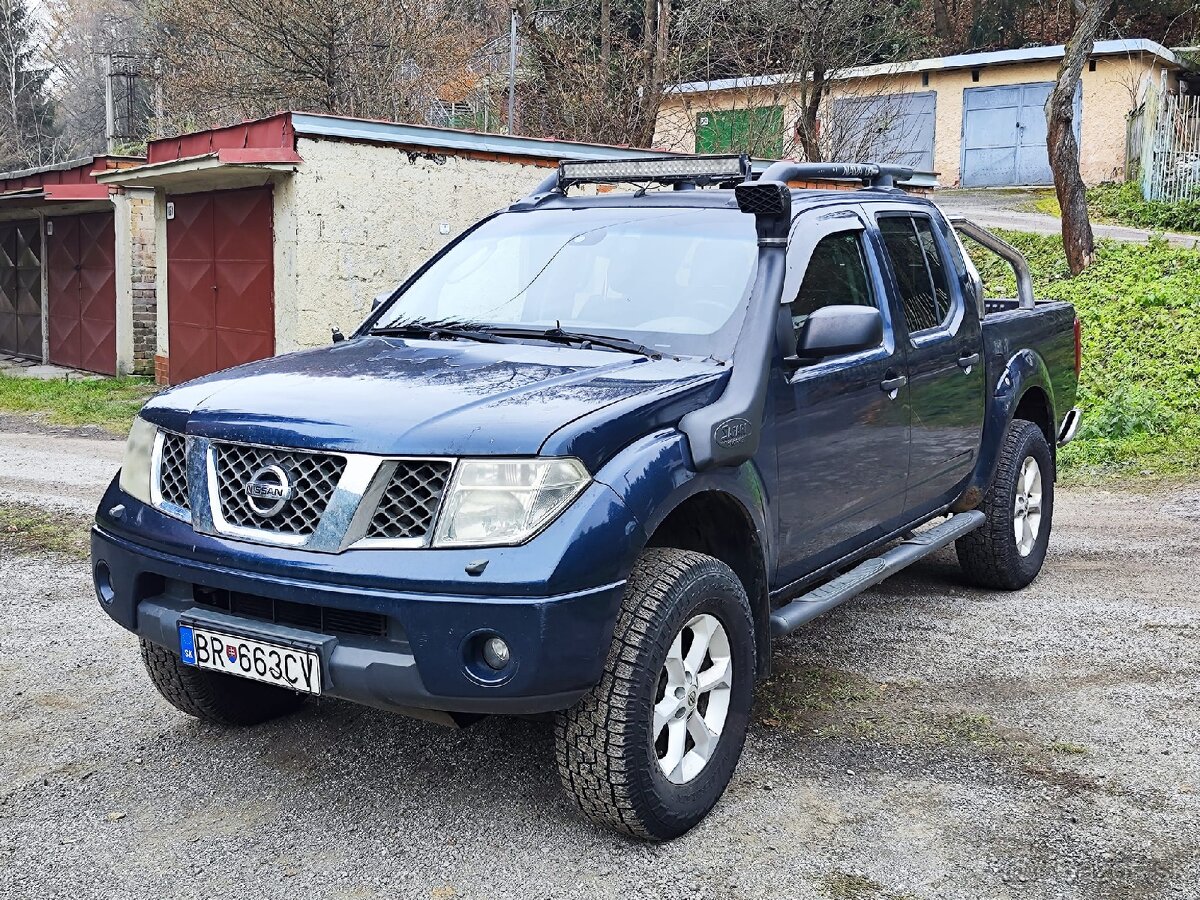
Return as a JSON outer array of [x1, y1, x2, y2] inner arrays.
[[276, 139, 556, 352]]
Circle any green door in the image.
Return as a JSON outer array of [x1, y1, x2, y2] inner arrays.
[[695, 107, 784, 157]]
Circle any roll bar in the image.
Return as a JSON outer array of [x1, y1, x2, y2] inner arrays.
[[948, 216, 1035, 310]]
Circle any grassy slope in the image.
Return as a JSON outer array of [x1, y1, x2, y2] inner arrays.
[[1031, 183, 1200, 236], [0, 375, 157, 435], [972, 232, 1200, 480]]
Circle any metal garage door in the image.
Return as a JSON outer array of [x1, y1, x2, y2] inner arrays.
[[0, 220, 42, 359], [961, 82, 1081, 187], [166, 187, 275, 385], [831, 91, 936, 171], [47, 213, 117, 375]]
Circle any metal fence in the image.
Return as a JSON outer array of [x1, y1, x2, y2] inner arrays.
[[1140, 89, 1200, 202]]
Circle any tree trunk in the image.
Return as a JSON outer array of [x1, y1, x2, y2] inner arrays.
[[796, 68, 827, 162], [600, 0, 610, 67], [1046, 0, 1111, 275]]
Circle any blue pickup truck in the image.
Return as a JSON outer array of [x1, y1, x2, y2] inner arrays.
[[93, 156, 1080, 840]]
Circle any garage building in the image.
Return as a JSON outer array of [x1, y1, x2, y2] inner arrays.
[[0, 156, 156, 374], [99, 112, 712, 385], [656, 38, 1191, 187]]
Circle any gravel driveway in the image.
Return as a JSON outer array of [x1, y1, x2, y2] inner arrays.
[[1, 477, 1197, 900]]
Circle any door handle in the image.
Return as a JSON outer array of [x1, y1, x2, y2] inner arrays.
[[880, 374, 907, 398], [958, 352, 981, 371]]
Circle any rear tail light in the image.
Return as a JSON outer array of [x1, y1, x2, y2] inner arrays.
[[1073, 317, 1082, 376]]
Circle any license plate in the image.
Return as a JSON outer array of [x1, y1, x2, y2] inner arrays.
[[178, 624, 321, 695]]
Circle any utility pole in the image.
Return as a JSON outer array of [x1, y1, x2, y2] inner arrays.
[[507, 3, 518, 135], [104, 53, 115, 154]]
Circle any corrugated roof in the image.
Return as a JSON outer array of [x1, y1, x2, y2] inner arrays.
[[669, 38, 1186, 95], [289, 113, 685, 161]]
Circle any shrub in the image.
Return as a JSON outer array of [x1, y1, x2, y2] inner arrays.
[[1087, 181, 1200, 234]]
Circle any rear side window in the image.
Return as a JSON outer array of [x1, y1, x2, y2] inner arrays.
[[878, 216, 953, 334]]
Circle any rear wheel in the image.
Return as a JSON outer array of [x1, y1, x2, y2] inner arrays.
[[956, 418, 1054, 590], [555, 548, 756, 840], [140, 640, 306, 726]]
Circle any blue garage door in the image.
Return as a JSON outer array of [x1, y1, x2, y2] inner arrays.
[[832, 91, 936, 172], [961, 82, 1082, 187]]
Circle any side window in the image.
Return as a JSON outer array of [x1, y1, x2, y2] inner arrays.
[[878, 216, 954, 335], [789, 231, 876, 345]]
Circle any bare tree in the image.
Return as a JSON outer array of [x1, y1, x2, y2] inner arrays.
[[1047, 0, 1113, 275], [42, 0, 152, 158], [0, 0, 57, 170], [149, 0, 489, 134], [653, 0, 923, 162]]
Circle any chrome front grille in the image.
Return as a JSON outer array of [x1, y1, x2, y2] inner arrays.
[[157, 431, 190, 511], [213, 443, 346, 535], [150, 431, 454, 551], [366, 460, 452, 540]]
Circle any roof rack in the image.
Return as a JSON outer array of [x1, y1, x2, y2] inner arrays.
[[512, 155, 916, 211]]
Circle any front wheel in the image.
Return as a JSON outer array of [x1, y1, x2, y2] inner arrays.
[[555, 548, 756, 841], [956, 417, 1055, 590]]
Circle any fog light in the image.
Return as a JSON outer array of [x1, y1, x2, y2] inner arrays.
[[482, 636, 510, 670], [94, 562, 115, 605]]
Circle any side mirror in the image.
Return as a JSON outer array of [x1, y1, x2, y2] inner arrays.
[[372, 291, 390, 313], [790, 305, 883, 363]]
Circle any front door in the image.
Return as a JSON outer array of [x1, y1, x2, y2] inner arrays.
[[876, 213, 985, 514], [773, 217, 911, 585]]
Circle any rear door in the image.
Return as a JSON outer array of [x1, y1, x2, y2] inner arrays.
[[773, 211, 911, 585], [875, 211, 985, 515]]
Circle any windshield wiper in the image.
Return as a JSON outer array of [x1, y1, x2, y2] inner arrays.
[[489, 326, 666, 360], [372, 322, 510, 344]]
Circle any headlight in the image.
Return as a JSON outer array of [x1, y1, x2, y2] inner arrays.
[[433, 458, 590, 547], [118, 416, 157, 506]]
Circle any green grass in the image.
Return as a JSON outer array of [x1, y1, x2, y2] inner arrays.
[[970, 231, 1200, 479], [1028, 182, 1200, 235], [0, 502, 91, 558], [0, 374, 157, 435]]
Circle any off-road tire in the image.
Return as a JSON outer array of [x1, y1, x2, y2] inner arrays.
[[140, 639, 306, 726], [956, 417, 1054, 590], [554, 548, 756, 841]]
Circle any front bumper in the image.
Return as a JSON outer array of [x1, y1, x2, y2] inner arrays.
[[92, 524, 626, 717]]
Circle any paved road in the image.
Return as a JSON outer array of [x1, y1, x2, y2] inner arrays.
[[0, 423, 1197, 899], [934, 189, 1200, 249]]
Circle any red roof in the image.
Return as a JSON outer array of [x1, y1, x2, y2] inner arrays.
[[147, 113, 297, 164], [0, 156, 142, 200]]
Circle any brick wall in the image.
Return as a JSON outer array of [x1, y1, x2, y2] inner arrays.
[[126, 192, 157, 375]]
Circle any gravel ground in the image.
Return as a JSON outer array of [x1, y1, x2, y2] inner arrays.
[[1, 484, 1197, 900], [0, 420, 122, 512]]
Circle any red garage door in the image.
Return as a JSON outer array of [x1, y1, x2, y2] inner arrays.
[[47, 212, 117, 375], [0, 220, 43, 360], [167, 187, 274, 384]]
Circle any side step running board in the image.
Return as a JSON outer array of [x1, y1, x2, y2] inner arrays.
[[769, 511, 986, 637]]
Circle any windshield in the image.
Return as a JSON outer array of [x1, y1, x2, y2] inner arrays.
[[372, 207, 758, 358]]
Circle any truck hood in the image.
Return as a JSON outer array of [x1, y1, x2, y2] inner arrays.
[[142, 336, 725, 469]]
